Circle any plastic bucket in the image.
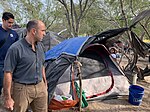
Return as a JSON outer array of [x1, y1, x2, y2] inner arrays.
[[129, 85, 144, 106]]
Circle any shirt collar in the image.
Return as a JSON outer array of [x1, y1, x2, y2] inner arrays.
[[22, 38, 38, 48], [0, 25, 11, 32], [22, 38, 32, 48]]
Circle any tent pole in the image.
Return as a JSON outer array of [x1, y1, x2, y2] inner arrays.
[[75, 61, 82, 112]]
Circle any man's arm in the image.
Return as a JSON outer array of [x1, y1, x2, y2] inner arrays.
[[42, 66, 47, 87], [3, 71, 14, 111]]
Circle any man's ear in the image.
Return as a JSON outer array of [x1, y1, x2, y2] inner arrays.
[[2, 19, 5, 22], [34, 30, 36, 35], [32, 28, 36, 35]]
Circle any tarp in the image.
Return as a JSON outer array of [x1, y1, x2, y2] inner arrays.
[[45, 36, 90, 60]]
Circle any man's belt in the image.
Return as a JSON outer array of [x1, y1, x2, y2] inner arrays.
[[16, 80, 42, 85]]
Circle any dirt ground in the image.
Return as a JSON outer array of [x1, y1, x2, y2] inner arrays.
[[83, 77, 150, 112], [0, 56, 149, 112]]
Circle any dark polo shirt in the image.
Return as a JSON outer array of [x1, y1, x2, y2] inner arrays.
[[4, 38, 45, 84]]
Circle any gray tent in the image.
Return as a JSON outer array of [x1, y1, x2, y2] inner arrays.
[[44, 29, 130, 105]]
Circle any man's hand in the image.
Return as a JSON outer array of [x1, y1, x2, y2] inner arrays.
[[3, 72, 13, 110], [4, 98, 14, 111]]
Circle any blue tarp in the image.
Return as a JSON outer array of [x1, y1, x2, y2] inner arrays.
[[45, 36, 90, 60]]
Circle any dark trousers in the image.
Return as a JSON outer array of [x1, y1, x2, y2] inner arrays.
[[0, 65, 4, 95]]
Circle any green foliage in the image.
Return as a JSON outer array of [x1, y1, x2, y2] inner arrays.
[[0, 0, 149, 39]]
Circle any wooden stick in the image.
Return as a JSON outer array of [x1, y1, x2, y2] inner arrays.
[[75, 61, 82, 112]]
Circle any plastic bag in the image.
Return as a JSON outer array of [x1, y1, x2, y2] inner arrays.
[[48, 98, 78, 110]]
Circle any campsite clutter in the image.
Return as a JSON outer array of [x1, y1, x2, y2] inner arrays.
[[48, 61, 88, 110], [45, 29, 131, 111], [13, 10, 150, 111], [44, 10, 150, 111]]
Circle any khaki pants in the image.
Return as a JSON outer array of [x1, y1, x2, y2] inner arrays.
[[12, 80, 48, 112]]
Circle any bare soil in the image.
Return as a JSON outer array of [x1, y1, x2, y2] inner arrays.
[[0, 57, 149, 112]]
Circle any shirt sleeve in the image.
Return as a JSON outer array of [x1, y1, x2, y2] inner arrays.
[[4, 46, 19, 73]]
